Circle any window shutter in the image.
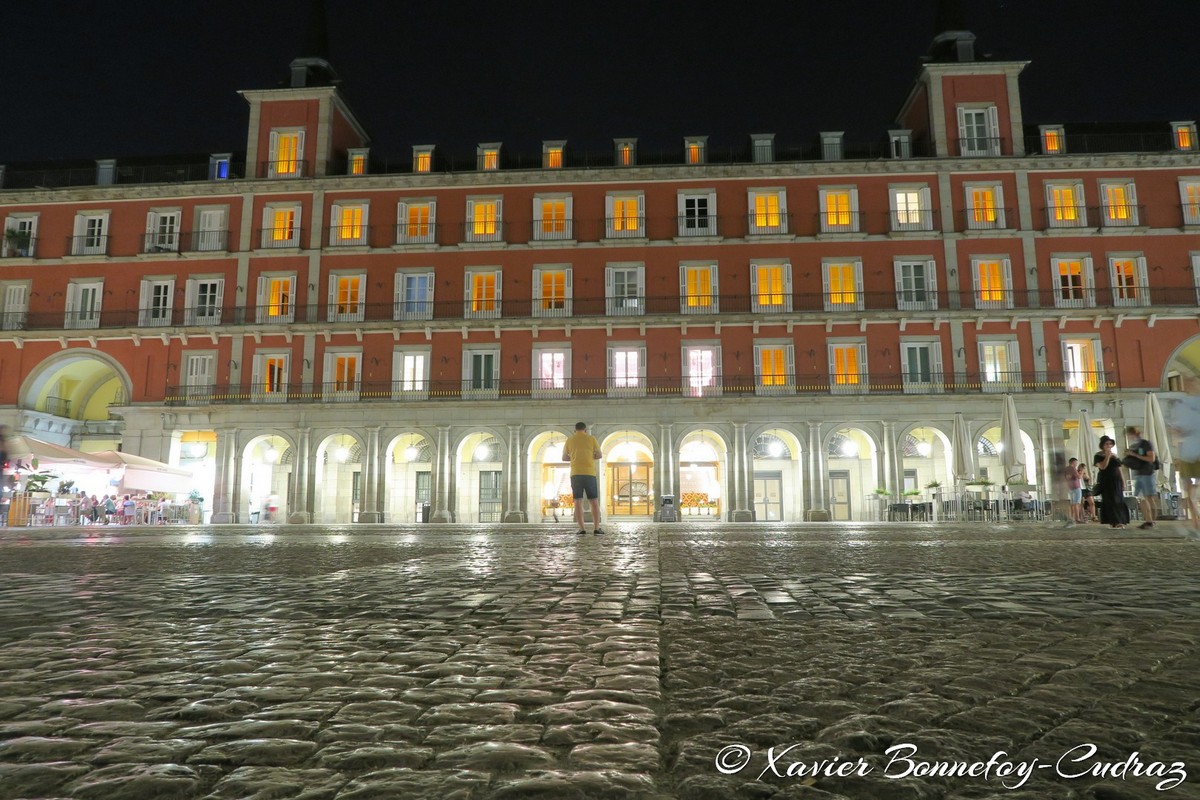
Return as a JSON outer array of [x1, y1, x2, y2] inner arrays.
[[1002, 259, 1012, 298], [463, 272, 471, 306], [393, 272, 404, 317], [986, 106, 1000, 140], [713, 345, 723, 385], [857, 343, 868, 378], [494, 270, 503, 305], [753, 345, 763, 377], [466, 199, 476, 227], [783, 264, 793, 311], [827, 345, 837, 378], [821, 264, 831, 304], [784, 345, 795, 384], [563, 268, 573, 315], [328, 273, 338, 319], [709, 264, 719, 308], [329, 204, 342, 244], [636, 266, 645, 311], [256, 276, 267, 323], [605, 266, 614, 314], [145, 211, 157, 237], [532, 268, 542, 308], [212, 279, 225, 313], [354, 273, 366, 316], [931, 342, 944, 379], [396, 201, 407, 238], [956, 106, 968, 140], [927, 260, 938, 296], [138, 280, 150, 325], [268, 131, 280, 176], [750, 264, 759, 308], [893, 261, 905, 295], [679, 265, 689, 303], [183, 279, 196, 324], [533, 198, 544, 230], [854, 260, 865, 310], [424, 271, 435, 316]]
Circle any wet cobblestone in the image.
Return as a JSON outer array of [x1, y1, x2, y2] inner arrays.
[[0, 521, 1197, 798]]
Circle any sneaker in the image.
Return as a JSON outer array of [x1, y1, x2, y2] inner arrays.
[[1138, 521, 1155, 530], [1062, 521, 1076, 529], [593, 527, 606, 535], [575, 529, 588, 535]]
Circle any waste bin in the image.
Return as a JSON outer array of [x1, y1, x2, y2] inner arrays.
[[659, 494, 677, 522]]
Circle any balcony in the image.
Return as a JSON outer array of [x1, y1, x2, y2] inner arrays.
[[257, 227, 304, 249], [142, 232, 181, 254], [1095, 204, 1144, 228], [676, 214, 720, 238], [816, 211, 862, 234], [182, 230, 231, 253], [258, 159, 310, 179], [462, 221, 504, 244], [326, 224, 372, 247], [395, 221, 438, 246], [961, 208, 1012, 231], [1, 235, 36, 258], [1045, 206, 1089, 230], [67, 235, 109, 257], [889, 209, 937, 233], [531, 219, 575, 242], [745, 213, 789, 236], [957, 137, 1004, 157], [604, 216, 647, 240]]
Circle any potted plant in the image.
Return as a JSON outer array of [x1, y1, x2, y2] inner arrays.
[[873, 487, 892, 496], [4, 228, 32, 257], [23, 471, 57, 496], [925, 480, 942, 490], [902, 489, 921, 497], [57, 479, 76, 495]]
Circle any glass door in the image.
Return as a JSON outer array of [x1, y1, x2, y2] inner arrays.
[[607, 462, 653, 516]]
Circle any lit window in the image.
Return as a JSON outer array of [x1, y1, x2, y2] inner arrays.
[[1048, 184, 1084, 227], [332, 354, 359, 392], [478, 145, 500, 170], [619, 144, 633, 165], [333, 205, 364, 244], [1063, 339, 1100, 392], [271, 131, 303, 177], [1110, 256, 1146, 306], [683, 346, 719, 397], [413, 149, 432, 173], [263, 356, 287, 394], [968, 186, 1001, 228], [752, 263, 790, 312], [751, 192, 783, 231], [824, 262, 859, 309], [396, 351, 428, 393], [1041, 127, 1064, 154], [1053, 257, 1093, 308], [609, 195, 641, 236], [891, 187, 930, 230], [1174, 122, 1196, 151], [544, 145, 564, 169], [610, 347, 644, 393], [538, 268, 568, 313], [267, 277, 292, 320], [271, 208, 296, 245], [400, 202, 434, 242], [1182, 181, 1200, 225], [1100, 182, 1137, 226], [681, 264, 717, 312], [334, 276, 361, 318], [757, 346, 789, 387], [349, 153, 366, 175], [469, 200, 500, 239], [980, 341, 1017, 391], [685, 138, 706, 164], [974, 259, 1010, 308], [541, 199, 567, 235], [820, 189, 856, 231], [830, 344, 863, 388], [536, 350, 567, 391], [470, 272, 498, 314]]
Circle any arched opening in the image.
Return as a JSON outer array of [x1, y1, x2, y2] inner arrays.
[[977, 426, 1038, 487], [18, 352, 131, 450], [527, 430, 571, 523], [751, 428, 803, 521], [897, 426, 953, 495], [678, 429, 727, 518], [601, 430, 654, 518], [314, 433, 364, 523], [825, 427, 878, 521], [242, 434, 292, 522], [385, 433, 434, 523], [457, 432, 504, 522]]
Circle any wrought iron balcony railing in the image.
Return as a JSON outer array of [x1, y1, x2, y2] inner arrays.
[[1, 236, 36, 258], [961, 207, 1013, 231], [258, 159, 310, 179], [957, 137, 1005, 157], [66, 235, 109, 257], [1044, 206, 1089, 229], [394, 221, 438, 245], [1094, 204, 1145, 227], [257, 227, 305, 249]]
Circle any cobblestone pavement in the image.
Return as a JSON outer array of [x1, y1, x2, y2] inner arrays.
[[1, 521, 1198, 799]]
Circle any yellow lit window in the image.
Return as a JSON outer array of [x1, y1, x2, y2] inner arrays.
[[1112, 258, 1138, 301], [1043, 129, 1061, 153], [832, 346, 860, 386], [268, 278, 291, 317], [472, 201, 498, 236], [823, 191, 852, 227], [264, 356, 286, 393], [760, 347, 787, 386], [546, 148, 563, 168], [619, 144, 633, 166], [612, 197, 640, 232], [406, 204, 431, 237], [338, 206, 362, 240], [275, 133, 301, 175], [970, 188, 997, 223], [1051, 186, 1078, 221], [683, 266, 712, 308], [334, 355, 358, 391], [335, 276, 360, 315], [541, 200, 567, 234], [687, 143, 702, 164], [272, 209, 295, 242], [976, 261, 1005, 303], [350, 154, 366, 175], [827, 263, 856, 306], [1064, 341, 1098, 392], [414, 152, 431, 173], [1104, 185, 1129, 221], [540, 270, 566, 310], [756, 265, 785, 307], [471, 272, 496, 312], [1185, 184, 1200, 221], [1177, 126, 1194, 150], [754, 193, 781, 228], [1057, 260, 1085, 300], [482, 150, 499, 170]]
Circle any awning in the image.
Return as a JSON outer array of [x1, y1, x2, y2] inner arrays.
[[90, 451, 194, 493], [6, 435, 109, 469]]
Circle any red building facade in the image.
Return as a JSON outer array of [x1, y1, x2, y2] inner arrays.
[[1, 31, 1197, 524]]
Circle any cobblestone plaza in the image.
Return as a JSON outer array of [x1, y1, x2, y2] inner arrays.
[[1, 521, 1198, 799]]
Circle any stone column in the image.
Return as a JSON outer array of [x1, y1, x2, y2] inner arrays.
[[656, 424, 674, 521], [503, 425, 527, 522], [881, 422, 896, 497], [288, 427, 312, 523], [431, 425, 455, 522], [210, 427, 238, 523], [358, 426, 382, 523], [807, 421, 827, 518], [1038, 417, 1056, 493], [731, 422, 754, 521]]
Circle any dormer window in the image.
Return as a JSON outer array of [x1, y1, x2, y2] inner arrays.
[[685, 137, 707, 165], [751, 134, 774, 163], [956, 106, 1000, 156], [477, 143, 501, 171], [543, 141, 565, 169], [614, 138, 637, 167], [1172, 121, 1197, 151], [889, 130, 912, 159], [209, 153, 232, 180], [413, 146, 434, 174], [821, 132, 844, 161], [1040, 125, 1065, 155], [268, 129, 305, 178], [347, 148, 369, 176]]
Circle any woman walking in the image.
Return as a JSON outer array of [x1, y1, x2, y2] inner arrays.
[[1094, 436, 1130, 528]]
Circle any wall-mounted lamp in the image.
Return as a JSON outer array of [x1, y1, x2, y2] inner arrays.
[[956, 346, 966, 357], [228, 360, 238, 369], [1037, 345, 1046, 356], [303, 359, 311, 368]]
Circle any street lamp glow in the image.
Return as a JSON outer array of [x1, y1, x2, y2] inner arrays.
[[916, 441, 932, 457], [768, 440, 784, 457], [841, 440, 858, 458], [189, 442, 207, 458], [264, 447, 278, 463], [475, 444, 491, 461], [335, 446, 350, 463], [404, 445, 419, 462]]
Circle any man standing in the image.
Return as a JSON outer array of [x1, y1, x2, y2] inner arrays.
[[1124, 425, 1158, 529], [564, 421, 604, 535]]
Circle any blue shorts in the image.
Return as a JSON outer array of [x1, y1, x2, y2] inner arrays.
[[570, 475, 598, 500], [1068, 488, 1082, 503], [1133, 474, 1156, 497]]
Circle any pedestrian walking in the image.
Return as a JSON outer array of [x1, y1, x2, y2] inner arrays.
[[563, 421, 604, 535], [1078, 463, 1095, 522], [1164, 381, 1200, 537], [1094, 436, 1130, 529], [1123, 425, 1158, 529]]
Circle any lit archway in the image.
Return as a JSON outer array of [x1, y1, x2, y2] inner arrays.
[[600, 430, 655, 518], [750, 427, 804, 521], [242, 434, 293, 522], [527, 430, 571, 523], [896, 425, 953, 496], [825, 427, 879, 521], [385, 433, 434, 523], [314, 433, 365, 523], [18, 351, 132, 449], [678, 429, 727, 518], [456, 432, 504, 522]]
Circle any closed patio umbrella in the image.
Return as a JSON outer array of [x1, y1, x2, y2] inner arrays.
[[1077, 409, 1098, 464], [1000, 394, 1026, 484], [1144, 392, 1172, 475], [951, 412, 975, 519]]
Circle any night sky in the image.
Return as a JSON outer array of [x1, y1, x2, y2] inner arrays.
[[2, 1, 1198, 165]]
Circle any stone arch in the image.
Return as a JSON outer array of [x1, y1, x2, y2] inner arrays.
[[18, 350, 134, 449], [384, 430, 437, 523], [1161, 333, 1200, 386], [895, 423, 955, 490], [823, 424, 881, 521], [600, 429, 657, 518], [241, 432, 296, 522], [675, 428, 728, 518], [527, 429, 572, 522], [455, 430, 506, 523], [748, 425, 805, 521], [313, 431, 368, 524]]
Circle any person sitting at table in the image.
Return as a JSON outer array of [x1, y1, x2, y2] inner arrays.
[[1014, 489, 1040, 515]]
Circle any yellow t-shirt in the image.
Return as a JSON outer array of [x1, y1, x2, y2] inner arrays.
[[564, 431, 600, 477]]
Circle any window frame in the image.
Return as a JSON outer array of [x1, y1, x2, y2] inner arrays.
[[138, 277, 175, 327], [328, 272, 366, 322], [533, 194, 574, 241], [323, 348, 363, 399], [818, 187, 860, 233], [465, 267, 503, 319], [397, 199, 437, 244], [827, 340, 868, 395], [1098, 180, 1138, 227], [900, 339, 944, 394], [747, 189, 788, 235], [1045, 182, 1087, 229], [329, 201, 369, 246], [251, 351, 291, 402], [679, 262, 719, 314], [822, 259, 864, 312], [1060, 336, 1104, 393], [393, 347, 431, 399], [64, 279, 104, 329], [3, 213, 39, 257], [956, 104, 1001, 156], [750, 261, 793, 313], [894, 258, 938, 311], [145, 209, 182, 253], [605, 263, 645, 316], [463, 346, 501, 398], [1, 281, 30, 330], [978, 338, 1021, 393], [677, 190, 718, 237], [465, 197, 503, 243], [605, 193, 645, 239], [888, 185, 933, 232], [184, 277, 224, 325], [1051, 255, 1096, 309], [268, 128, 305, 178], [261, 203, 301, 249], [71, 212, 110, 256], [256, 273, 297, 324], [971, 257, 1013, 310], [1107, 254, 1148, 308], [753, 340, 795, 396], [964, 183, 1006, 230], [532, 345, 571, 398], [608, 344, 647, 397], [394, 269, 435, 321]]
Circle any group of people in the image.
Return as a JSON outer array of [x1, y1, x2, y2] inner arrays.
[[42, 492, 172, 526], [1064, 425, 1181, 531]]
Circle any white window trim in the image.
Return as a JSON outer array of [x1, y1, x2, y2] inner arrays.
[[184, 277, 225, 325], [256, 274, 297, 324], [1107, 254, 1149, 308], [1098, 180, 1138, 227], [138, 277, 175, 327], [396, 199, 437, 245], [412, 145, 435, 173], [1045, 182, 1087, 229], [827, 340, 868, 395], [194, 207, 228, 252], [1172, 121, 1197, 152], [747, 189, 788, 235], [329, 201, 370, 246], [328, 272, 367, 322], [394, 269, 435, 321], [71, 212, 110, 256], [65, 280, 104, 329], [251, 352, 291, 403], [532, 265, 573, 318], [681, 343, 723, 398], [1051, 255, 1096, 309], [971, 257, 1014, 310], [1039, 124, 1066, 155], [818, 187, 860, 233], [956, 104, 1001, 156], [182, 352, 216, 399], [605, 263, 645, 316], [679, 262, 719, 314], [465, 197, 503, 243], [605, 193, 645, 239], [676, 190, 718, 237], [607, 344, 647, 398], [532, 345, 572, 398], [261, 204, 301, 248], [894, 258, 938, 311], [393, 347, 431, 399], [533, 194, 574, 241], [463, 347, 501, 398], [753, 341, 795, 396], [1, 281, 30, 330], [3, 214, 39, 257], [1060, 337, 1105, 393], [750, 261, 793, 313], [888, 185, 933, 232], [1179, 180, 1200, 226], [821, 259, 864, 312], [900, 339, 945, 394], [267, 128, 305, 178], [978, 339, 1021, 393], [964, 183, 1007, 230], [145, 209, 182, 253], [464, 267, 503, 319], [1192, 252, 1200, 305], [323, 349, 363, 399]]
